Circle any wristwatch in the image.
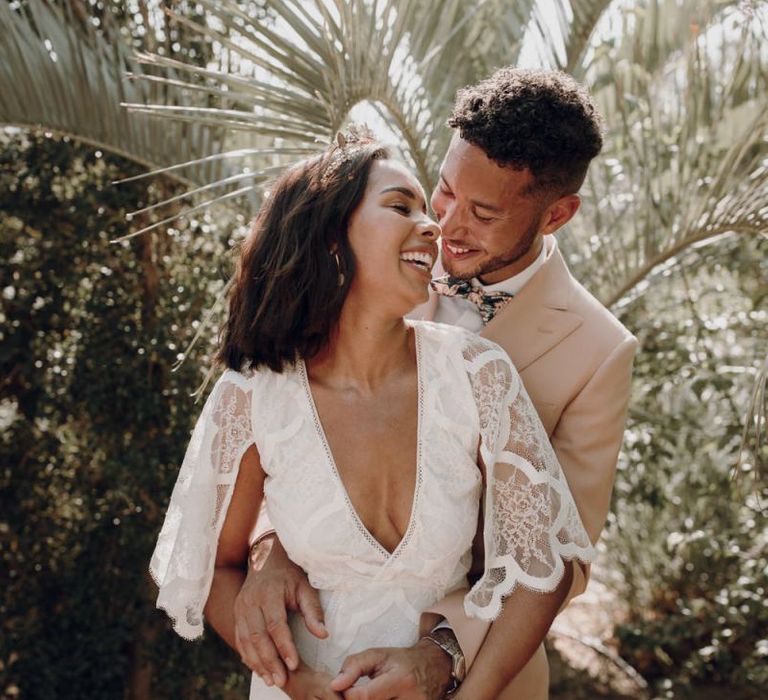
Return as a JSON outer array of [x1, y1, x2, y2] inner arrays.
[[421, 627, 466, 691]]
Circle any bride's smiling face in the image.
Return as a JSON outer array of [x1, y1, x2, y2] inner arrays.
[[345, 160, 440, 313]]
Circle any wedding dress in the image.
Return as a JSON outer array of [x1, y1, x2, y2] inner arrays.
[[150, 321, 594, 698]]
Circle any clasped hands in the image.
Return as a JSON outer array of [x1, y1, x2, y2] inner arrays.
[[233, 536, 453, 700]]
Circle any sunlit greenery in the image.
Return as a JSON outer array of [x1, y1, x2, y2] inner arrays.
[[1, 1, 766, 698], [0, 127, 252, 698]]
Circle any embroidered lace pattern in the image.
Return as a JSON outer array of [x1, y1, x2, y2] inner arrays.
[[149, 371, 254, 640], [461, 335, 594, 619]]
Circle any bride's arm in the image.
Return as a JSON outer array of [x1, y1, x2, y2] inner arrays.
[[453, 337, 593, 697], [333, 340, 591, 700], [149, 372, 339, 697], [203, 437, 341, 699], [204, 443, 264, 650], [452, 562, 573, 700]]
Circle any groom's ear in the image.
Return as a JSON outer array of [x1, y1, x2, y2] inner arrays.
[[539, 194, 581, 236]]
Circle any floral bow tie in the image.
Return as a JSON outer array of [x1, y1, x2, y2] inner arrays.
[[431, 275, 514, 325]]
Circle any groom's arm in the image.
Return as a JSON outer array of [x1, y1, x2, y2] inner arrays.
[[233, 527, 327, 688], [330, 565, 573, 700]]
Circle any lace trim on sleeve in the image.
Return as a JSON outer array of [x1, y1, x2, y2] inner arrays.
[[149, 371, 254, 640], [462, 338, 594, 621]]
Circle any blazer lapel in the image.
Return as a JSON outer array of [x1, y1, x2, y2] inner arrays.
[[480, 239, 583, 372]]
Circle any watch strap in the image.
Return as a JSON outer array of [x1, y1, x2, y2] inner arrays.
[[421, 627, 466, 684]]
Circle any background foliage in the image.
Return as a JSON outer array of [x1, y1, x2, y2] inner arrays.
[[0, 129, 251, 698], [0, 0, 766, 698], [605, 233, 767, 695]]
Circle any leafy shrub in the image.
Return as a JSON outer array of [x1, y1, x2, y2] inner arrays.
[[0, 129, 250, 698], [605, 241, 768, 697]]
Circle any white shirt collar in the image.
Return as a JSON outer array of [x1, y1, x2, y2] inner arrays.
[[473, 239, 548, 296]]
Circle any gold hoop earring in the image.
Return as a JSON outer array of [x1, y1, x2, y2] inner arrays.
[[333, 251, 345, 287]]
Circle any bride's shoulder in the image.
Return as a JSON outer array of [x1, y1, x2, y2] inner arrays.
[[218, 366, 256, 384], [214, 361, 297, 394], [411, 319, 474, 345], [412, 320, 508, 360]]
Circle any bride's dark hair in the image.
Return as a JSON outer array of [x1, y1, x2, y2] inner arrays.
[[218, 134, 389, 372]]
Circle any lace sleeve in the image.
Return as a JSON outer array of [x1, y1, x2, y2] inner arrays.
[[149, 370, 254, 640], [462, 338, 594, 620]]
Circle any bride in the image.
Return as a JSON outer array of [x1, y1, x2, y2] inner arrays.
[[150, 133, 593, 699]]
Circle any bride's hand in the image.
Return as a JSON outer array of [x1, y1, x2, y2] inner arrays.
[[284, 661, 343, 700]]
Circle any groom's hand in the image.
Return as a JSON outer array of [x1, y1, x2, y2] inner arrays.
[[234, 534, 328, 688], [329, 641, 453, 699]]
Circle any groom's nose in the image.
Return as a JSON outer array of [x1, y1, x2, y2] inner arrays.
[[433, 197, 461, 237], [430, 187, 457, 228]]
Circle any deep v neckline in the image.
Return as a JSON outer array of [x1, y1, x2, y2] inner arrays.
[[299, 324, 425, 560]]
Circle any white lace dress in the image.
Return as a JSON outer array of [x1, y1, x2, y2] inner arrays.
[[150, 321, 594, 698]]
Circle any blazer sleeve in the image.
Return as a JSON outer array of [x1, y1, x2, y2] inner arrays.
[[551, 335, 638, 545], [550, 334, 637, 605]]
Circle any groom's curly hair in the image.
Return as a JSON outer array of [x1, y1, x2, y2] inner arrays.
[[448, 67, 604, 197], [219, 134, 389, 373]]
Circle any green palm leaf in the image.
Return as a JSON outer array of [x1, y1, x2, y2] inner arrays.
[[4, 0, 764, 320], [562, 0, 767, 308], [0, 0, 229, 187], [738, 350, 767, 487]]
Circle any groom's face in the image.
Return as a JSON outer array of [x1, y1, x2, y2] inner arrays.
[[431, 134, 549, 285]]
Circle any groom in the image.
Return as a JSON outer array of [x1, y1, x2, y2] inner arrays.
[[235, 68, 637, 698]]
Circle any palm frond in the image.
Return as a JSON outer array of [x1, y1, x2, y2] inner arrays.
[[3, 0, 604, 226], [126, 0, 549, 194], [0, 0, 230, 188], [736, 351, 768, 490], [564, 0, 614, 73], [562, 0, 768, 309], [5, 0, 764, 311]]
